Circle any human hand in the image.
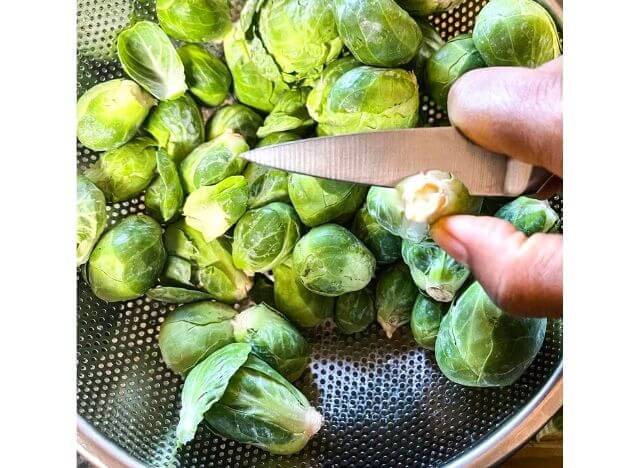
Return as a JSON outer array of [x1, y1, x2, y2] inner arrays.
[[430, 57, 563, 318]]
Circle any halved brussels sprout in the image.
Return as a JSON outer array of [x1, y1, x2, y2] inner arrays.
[[397, 0, 465, 15], [232, 202, 301, 273], [184, 176, 249, 241], [158, 301, 236, 375], [351, 206, 402, 265], [180, 133, 249, 193], [401, 238, 469, 302], [333, 0, 422, 67], [250, 274, 276, 309], [144, 93, 204, 162], [84, 136, 157, 202], [257, 89, 314, 138], [334, 288, 376, 335], [288, 175, 368, 227], [77, 176, 107, 266], [243, 162, 290, 209], [412, 19, 445, 93], [397, 170, 483, 227], [223, 23, 289, 113], [145, 149, 184, 223], [117, 21, 187, 100], [473, 0, 561, 68], [427, 34, 486, 110], [232, 303, 311, 381], [293, 224, 376, 297], [204, 354, 323, 454], [495, 196, 560, 236], [157, 0, 231, 43], [77, 79, 156, 151], [273, 255, 334, 328], [165, 220, 253, 303], [178, 44, 231, 107], [206, 104, 264, 147], [147, 286, 214, 304], [366, 186, 429, 243], [410, 293, 444, 350], [375, 263, 419, 338], [312, 66, 420, 136], [306, 56, 360, 124], [256, 0, 342, 83], [88, 215, 166, 302], [435, 281, 547, 387]]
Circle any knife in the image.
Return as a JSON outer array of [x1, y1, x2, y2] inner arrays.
[[242, 127, 549, 197]]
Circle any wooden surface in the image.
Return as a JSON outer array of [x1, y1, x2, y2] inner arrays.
[[503, 439, 563, 467]]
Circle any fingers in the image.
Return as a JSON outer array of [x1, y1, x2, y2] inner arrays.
[[447, 57, 563, 177], [431, 215, 562, 318]]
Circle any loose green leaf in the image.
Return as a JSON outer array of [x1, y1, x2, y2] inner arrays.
[[146, 149, 184, 223], [257, 89, 314, 138], [147, 286, 214, 304]]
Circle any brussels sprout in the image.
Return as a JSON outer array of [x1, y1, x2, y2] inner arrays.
[[117, 21, 187, 100], [165, 220, 253, 303], [88, 215, 166, 302], [288, 175, 368, 227], [157, 0, 231, 43], [250, 274, 276, 309], [232, 303, 311, 381], [147, 286, 214, 304], [427, 34, 486, 110], [375, 263, 419, 338], [232, 202, 301, 273], [396, 0, 465, 15], [243, 162, 290, 209], [412, 19, 445, 93], [273, 255, 334, 328], [184, 176, 249, 241], [223, 24, 289, 112], [77, 79, 156, 151], [256, 132, 300, 147], [334, 289, 375, 335], [178, 44, 231, 107], [206, 104, 264, 146], [473, 0, 561, 68], [144, 94, 204, 162], [256, 0, 342, 83], [257, 89, 314, 138], [77, 176, 107, 266], [293, 224, 376, 297], [145, 149, 184, 223], [177, 342, 253, 445], [333, 0, 422, 67], [351, 206, 402, 265], [180, 133, 249, 193], [435, 281, 547, 387], [158, 301, 236, 375], [401, 239, 469, 302], [84, 137, 157, 202], [397, 170, 483, 227], [366, 186, 428, 243], [410, 293, 444, 350], [312, 66, 420, 136], [495, 196, 560, 236], [306, 56, 360, 124], [204, 354, 323, 454]]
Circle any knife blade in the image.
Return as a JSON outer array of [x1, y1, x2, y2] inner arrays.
[[242, 127, 535, 196]]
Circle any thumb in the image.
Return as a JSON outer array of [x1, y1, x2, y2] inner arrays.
[[447, 57, 563, 177], [431, 215, 562, 318]]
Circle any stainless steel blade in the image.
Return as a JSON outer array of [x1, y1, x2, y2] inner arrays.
[[243, 127, 534, 196]]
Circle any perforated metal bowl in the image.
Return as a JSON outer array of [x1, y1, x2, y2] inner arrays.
[[76, 1, 563, 466]]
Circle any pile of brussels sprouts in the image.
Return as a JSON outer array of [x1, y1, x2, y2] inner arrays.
[[76, 0, 561, 455]]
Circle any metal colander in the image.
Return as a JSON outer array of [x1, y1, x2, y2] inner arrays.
[[76, 1, 563, 466]]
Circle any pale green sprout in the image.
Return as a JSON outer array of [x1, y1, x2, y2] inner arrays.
[[397, 0, 465, 15], [375, 263, 419, 338], [84, 136, 156, 202], [180, 133, 249, 193], [144, 93, 204, 162], [206, 104, 264, 146], [410, 293, 443, 350], [117, 21, 187, 100], [184, 176, 249, 242], [306, 56, 360, 124], [156, 0, 231, 43], [243, 161, 291, 209], [178, 44, 231, 106], [334, 289, 376, 335], [77, 79, 156, 151], [76, 176, 107, 266], [351, 206, 402, 265], [495, 196, 560, 236], [257, 88, 314, 138], [145, 149, 184, 223], [366, 186, 429, 243], [435, 281, 547, 387], [232, 303, 311, 381], [292, 224, 376, 297]]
